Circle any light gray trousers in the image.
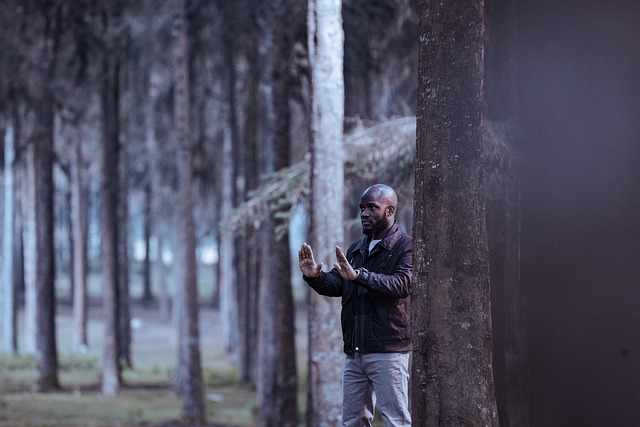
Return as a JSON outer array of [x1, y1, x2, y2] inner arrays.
[[342, 352, 412, 427]]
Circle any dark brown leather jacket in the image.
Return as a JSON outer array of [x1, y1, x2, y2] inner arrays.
[[305, 223, 412, 354]]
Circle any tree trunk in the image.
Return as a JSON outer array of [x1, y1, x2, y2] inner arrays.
[[22, 125, 37, 356], [101, 18, 122, 395], [307, 0, 345, 425], [237, 9, 263, 384], [142, 179, 153, 304], [411, 0, 498, 425], [65, 178, 75, 305], [118, 169, 132, 369], [256, 2, 299, 424], [146, 68, 169, 322], [219, 122, 238, 363], [217, 6, 243, 375], [71, 139, 89, 351], [33, 95, 60, 392], [172, 0, 205, 421], [142, 107, 153, 305], [12, 106, 25, 313], [2, 124, 17, 353]]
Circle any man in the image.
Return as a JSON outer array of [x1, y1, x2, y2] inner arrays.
[[298, 184, 412, 427]]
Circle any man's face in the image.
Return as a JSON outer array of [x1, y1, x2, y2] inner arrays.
[[359, 193, 392, 239]]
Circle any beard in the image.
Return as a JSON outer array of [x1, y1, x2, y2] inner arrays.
[[361, 220, 375, 236]]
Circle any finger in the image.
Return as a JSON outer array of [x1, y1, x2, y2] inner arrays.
[[301, 243, 311, 259]]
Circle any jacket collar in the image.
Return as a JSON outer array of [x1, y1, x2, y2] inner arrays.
[[355, 222, 402, 252]]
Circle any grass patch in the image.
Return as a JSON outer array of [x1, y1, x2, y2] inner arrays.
[[0, 388, 182, 427], [0, 307, 263, 427], [203, 367, 239, 388]]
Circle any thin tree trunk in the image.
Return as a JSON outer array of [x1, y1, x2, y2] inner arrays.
[[307, 0, 345, 425], [13, 104, 25, 323], [238, 10, 263, 384], [22, 130, 37, 356], [142, 180, 153, 304], [2, 124, 17, 353], [71, 139, 89, 351], [219, 123, 237, 361], [173, 0, 205, 420], [101, 27, 122, 396], [33, 95, 60, 392], [146, 69, 169, 321], [157, 236, 171, 323], [118, 172, 132, 369], [222, 9, 249, 382], [218, 20, 239, 363], [142, 111, 153, 306], [411, 0, 498, 425], [65, 178, 75, 305]]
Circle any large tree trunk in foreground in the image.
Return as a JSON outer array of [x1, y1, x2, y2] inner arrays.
[[306, 0, 345, 425], [411, 0, 499, 425]]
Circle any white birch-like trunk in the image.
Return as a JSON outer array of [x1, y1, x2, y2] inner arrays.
[[2, 124, 16, 353], [71, 139, 88, 351], [219, 124, 238, 359], [22, 139, 38, 355], [307, 0, 345, 425]]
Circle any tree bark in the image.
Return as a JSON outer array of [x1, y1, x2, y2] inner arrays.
[[172, 0, 205, 421], [411, 0, 498, 425], [307, 0, 345, 425], [100, 4, 122, 395], [32, 94, 60, 392]]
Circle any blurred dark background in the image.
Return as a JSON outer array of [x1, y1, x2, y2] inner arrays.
[[517, 0, 640, 425]]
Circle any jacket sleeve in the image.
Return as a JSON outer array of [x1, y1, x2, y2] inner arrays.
[[355, 236, 412, 298], [303, 268, 344, 297]]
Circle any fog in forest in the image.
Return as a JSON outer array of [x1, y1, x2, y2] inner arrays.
[[517, 0, 640, 424], [1, 0, 639, 425]]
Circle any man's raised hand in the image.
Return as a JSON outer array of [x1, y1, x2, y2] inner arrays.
[[298, 243, 322, 278], [334, 246, 357, 280]]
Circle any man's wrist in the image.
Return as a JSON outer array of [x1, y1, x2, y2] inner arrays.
[[303, 271, 320, 282], [354, 268, 362, 280]]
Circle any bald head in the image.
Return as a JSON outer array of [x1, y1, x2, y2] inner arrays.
[[359, 184, 398, 238], [361, 184, 398, 209]]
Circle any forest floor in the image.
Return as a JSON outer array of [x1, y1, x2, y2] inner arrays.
[[0, 303, 309, 427]]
